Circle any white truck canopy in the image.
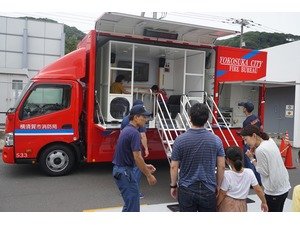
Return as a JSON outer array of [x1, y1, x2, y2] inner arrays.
[[95, 12, 237, 45], [223, 80, 300, 88]]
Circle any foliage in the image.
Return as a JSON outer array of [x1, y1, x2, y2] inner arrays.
[[64, 25, 85, 54], [215, 31, 300, 49], [19, 17, 86, 54]]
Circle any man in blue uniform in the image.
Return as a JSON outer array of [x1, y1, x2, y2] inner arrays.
[[121, 100, 149, 157], [112, 104, 157, 212], [238, 101, 262, 185], [121, 99, 149, 199]]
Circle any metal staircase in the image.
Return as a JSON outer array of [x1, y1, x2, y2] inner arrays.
[[154, 92, 239, 163]]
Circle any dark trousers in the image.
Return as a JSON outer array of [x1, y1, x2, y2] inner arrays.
[[112, 165, 139, 212], [265, 191, 289, 212], [178, 183, 216, 212], [133, 166, 142, 193]]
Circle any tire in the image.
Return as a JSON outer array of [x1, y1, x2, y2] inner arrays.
[[39, 144, 75, 176]]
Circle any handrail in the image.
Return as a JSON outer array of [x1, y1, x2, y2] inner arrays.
[[155, 90, 239, 164], [156, 99, 174, 143], [95, 91, 106, 126], [206, 94, 239, 147], [156, 113, 173, 164], [180, 95, 192, 128], [177, 113, 187, 130], [183, 92, 239, 147], [182, 94, 213, 133], [204, 100, 229, 146], [157, 93, 179, 138]]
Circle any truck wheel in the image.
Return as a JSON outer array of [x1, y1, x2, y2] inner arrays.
[[39, 144, 75, 176]]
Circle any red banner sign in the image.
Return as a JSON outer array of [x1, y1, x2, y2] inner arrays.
[[215, 46, 267, 82]]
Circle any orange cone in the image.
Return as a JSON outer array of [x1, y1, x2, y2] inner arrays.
[[279, 131, 290, 158], [279, 131, 295, 169], [284, 144, 296, 169]]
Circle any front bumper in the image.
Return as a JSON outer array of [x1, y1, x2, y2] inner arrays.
[[2, 146, 15, 163]]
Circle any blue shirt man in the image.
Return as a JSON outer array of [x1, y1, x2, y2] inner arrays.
[[121, 100, 148, 157], [170, 103, 225, 212], [112, 104, 156, 212], [121, 99, 149, 199], [238, 101, 261, 128]]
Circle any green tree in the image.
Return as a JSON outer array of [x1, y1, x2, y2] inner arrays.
[[65, 35, 79, 54], [64, 25, 85, 54], [216, 31, 300, 49]]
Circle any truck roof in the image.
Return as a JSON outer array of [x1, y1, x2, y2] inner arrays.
[[95, 12, 238, 45]]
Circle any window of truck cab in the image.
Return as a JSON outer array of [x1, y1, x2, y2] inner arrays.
[[20, 84, 72, 120]]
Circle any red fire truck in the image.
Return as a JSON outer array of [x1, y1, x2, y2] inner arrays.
[[2, 13, 267, 176]]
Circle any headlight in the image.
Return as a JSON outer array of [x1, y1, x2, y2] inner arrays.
[[5, 132, 14, 147]]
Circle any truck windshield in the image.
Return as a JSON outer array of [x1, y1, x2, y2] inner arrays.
[[9, 81, 33, 113]]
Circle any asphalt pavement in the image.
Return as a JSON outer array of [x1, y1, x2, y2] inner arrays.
[[0, 129, 299, 212], [0, 158, 175, 212]]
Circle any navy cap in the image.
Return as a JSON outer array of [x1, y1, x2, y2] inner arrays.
[[130, 105, 151, 116], [133, 99, 144, 106], [238, 101, 254, 113]]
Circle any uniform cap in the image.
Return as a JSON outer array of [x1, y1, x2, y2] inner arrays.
[[130, 105, 151, 116], [238, 101, 254, 113], [133, 99, 144, 106]]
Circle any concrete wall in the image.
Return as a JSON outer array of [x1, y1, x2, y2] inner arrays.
[[0, 16, 64, 78], [264, 86, 295, 140], [0, 16, 65, 124], [264, 41, 300, 147]]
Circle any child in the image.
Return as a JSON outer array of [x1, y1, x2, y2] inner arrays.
[[150, 85, 168, 102], [217, 146, 268, 212]]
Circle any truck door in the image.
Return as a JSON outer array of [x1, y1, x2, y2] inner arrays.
[[13, 81, 78, 161]]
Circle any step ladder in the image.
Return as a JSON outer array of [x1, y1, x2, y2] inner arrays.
[[154, 92, 239, 163]]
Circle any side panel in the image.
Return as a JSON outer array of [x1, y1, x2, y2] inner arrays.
[[215, 46, 267, 82], [212, 127, 244, 148], [89, 127, 166, 162]]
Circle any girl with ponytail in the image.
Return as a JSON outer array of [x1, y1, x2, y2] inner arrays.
[[240, 124, 291, 212], [217, 146, 268, 212]]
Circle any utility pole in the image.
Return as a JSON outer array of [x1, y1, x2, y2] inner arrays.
[[235, 19, 250, 48], [223, 18, 258, 48]]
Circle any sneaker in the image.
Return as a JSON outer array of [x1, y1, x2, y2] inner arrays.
[[139, 193, 145, 199]]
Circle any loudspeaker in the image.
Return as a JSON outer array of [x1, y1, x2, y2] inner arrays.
[[159, 57, 166, 68], [111, 53, 116, 64]]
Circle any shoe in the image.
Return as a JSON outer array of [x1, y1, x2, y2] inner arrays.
[[139, 193, 145, 199]]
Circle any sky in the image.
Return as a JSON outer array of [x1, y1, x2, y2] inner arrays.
[[1, 0, 300, 37], [1, 11, 300, 37]]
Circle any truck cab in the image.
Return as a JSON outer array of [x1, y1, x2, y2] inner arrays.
[[3, 48, 85, 176]]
